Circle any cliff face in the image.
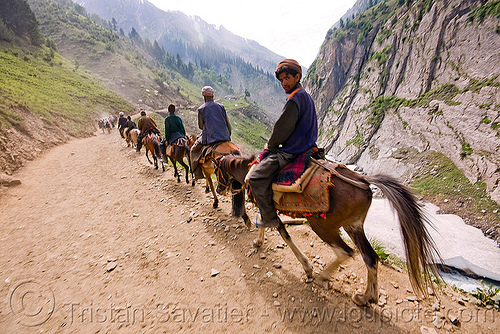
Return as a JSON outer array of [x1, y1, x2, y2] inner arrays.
[[306, 0, 500, 204]]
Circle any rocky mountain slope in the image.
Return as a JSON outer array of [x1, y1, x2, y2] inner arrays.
[[75, 0, 285, 118], [305, 0, 500, 211]]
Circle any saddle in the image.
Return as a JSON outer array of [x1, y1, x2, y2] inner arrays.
[[166, 137, 188, 156], [200, 141, 240, 163], [247, 158, 335, 216]]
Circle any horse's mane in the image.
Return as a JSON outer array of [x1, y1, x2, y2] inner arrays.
[[220, 154, 255, 171]]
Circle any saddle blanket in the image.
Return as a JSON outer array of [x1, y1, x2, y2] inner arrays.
[[273, 165, 332, 216], [258, 147, 313, 185]]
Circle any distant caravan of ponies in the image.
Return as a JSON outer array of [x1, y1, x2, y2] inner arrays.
[[109, 111, 443, 308]]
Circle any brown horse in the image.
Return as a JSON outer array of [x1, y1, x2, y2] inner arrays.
[[199, 141, 244, 212], [214, 155, 442, 306], [162, 137, 194, 185], [128, 129, 140, 148], [142, 133, 164, 171]]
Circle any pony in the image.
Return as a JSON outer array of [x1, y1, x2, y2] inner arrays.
[[214, 155, 442, 306], [127, 129, 140, 148], [162, 136, 194, 185], [198, 141, 244, 212], [142, 133, 164, 171]]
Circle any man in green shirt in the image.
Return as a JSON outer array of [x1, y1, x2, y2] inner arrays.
[[160, 104, 186, 157]]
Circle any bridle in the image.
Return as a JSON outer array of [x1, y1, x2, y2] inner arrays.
[[212, 155, 243, 195]]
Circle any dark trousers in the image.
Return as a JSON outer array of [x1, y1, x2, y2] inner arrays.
[[136, 134, 144, 150], [247, 151, 297, 225]]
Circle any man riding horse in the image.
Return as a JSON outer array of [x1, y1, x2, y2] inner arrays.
[[159, 104, 186, 158], [190, 86, 232, 179], [247, 59, 318, 228], [136, 108, 161, 153], [117, 112, 128, 138]]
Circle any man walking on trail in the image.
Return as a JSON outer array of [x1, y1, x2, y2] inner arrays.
[[117, 112, 127, 138], [190, 86, 232, 179], [247, 59, 318, 228], [136, 108, 160, 152], [160, 104, 186, 157]]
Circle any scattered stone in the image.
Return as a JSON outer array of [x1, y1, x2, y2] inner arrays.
[[273, 263, 282, 269], [273, 300, 281, 307], [448, 313, 460, 326], [210, 268, 220, 277], [406, 295, 418, 302], [310, 242, 314, 247], [245, 249, 257, 257], [272, 292, 278, 298], [132, 213, 140, 217], [379, 288, 387, 296], [395, 299, 403, 304], [276, 243, 285, 249], [105, 262, 117, 272], [260, 253, 267, 259], [420, 326, 438, 334], [432, 299, 441, 311], [0, 173, 21, 187], [253, 264, 261, 269], [378, 296, 387, 307]]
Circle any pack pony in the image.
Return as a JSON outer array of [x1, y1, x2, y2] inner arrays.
[[214, 155, 442, 306], [142, 133, 164, 171], [163, 136, 195, 185]]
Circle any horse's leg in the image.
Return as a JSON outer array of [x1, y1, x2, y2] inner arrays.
[[253, 227, 265, 247], [344, 223, 379, 306], [203, 168, 218, 208], [186, 151, 195, 186], [277, 222, 314, 283], [178, 158, 190, 184], [313, 231, 354, 290], [153, 154, 158, 169], [146, 150, 152, 165], [171, 158, 180, 182]]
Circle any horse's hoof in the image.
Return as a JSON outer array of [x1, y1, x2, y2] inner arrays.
[[314, 277, 330, 290], [252, 239, 262, 248], [305, 275, 315, 284], [191, 181, 195, 186], [205, 187, 210, 193], [352, 293, 368, 307], [213, 200, 218, 209], [244, 218, 252, 229]]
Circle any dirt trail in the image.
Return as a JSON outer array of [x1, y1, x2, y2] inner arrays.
[[0, 131, 497, 333]]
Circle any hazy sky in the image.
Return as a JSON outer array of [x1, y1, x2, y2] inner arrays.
[[147, 0, 356, 67]]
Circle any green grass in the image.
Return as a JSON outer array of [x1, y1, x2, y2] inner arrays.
[[404, 150, 500, 223], [369, 238, 406, 269], [222, 97, 271, 152], [0, 42, 133, 132]]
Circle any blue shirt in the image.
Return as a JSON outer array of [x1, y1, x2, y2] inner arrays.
[[198, 101, 231, 144]]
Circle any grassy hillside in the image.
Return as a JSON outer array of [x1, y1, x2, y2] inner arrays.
[[0, 42, 133, 133]]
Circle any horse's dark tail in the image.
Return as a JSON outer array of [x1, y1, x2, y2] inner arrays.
[[365, 174, 442, 296], [231, 180, 245, 217], [152, 136, 161, 157]]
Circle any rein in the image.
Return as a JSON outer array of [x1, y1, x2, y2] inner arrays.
[[212, 156, 243, 195]]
